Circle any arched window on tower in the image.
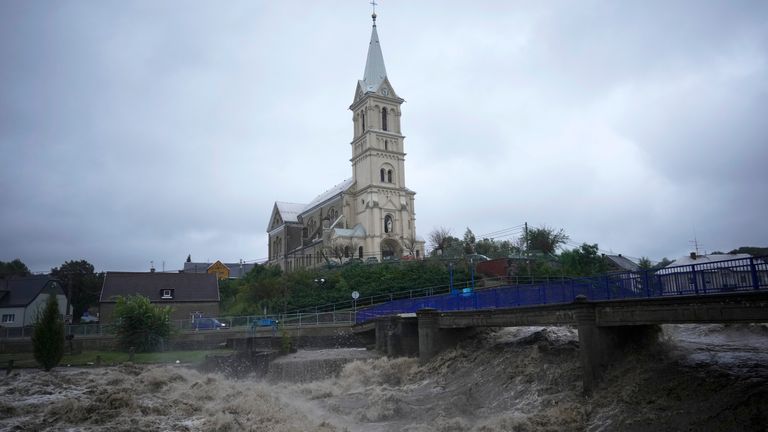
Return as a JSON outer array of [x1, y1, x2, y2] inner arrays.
[[361, 111, 366, 133], [382, 108, 388, 131], [358, 246, 363, 259], [380, 168, 385, 182], [344, 246, 350, 258], [387, 170, 393, 183], [384, 140, 388, 151]]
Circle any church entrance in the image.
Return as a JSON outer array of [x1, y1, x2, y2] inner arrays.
[[380, 239, 401, 260]]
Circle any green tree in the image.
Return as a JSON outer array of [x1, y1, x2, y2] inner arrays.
[[32, 294, 65, 371], [50, 260, 103, 323], [728, 246, 768, 257], [560, 243, 606, 277], [113, 295, 172, 352], [524, 226, 569, 254], [638, 257, 653, 271], [0, 259, 31, 279], [463, 228, 476, 254], [653, 257, 674, 269]]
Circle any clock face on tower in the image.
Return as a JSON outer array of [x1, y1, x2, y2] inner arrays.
[[381, 87, 389, 96]]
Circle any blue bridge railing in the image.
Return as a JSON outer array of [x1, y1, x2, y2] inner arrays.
[[356, 256, 768, 324]]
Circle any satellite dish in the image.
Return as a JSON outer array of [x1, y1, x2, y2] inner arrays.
[[351, 291, 360, 300]]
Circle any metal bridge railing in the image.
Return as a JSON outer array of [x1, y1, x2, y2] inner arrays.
[[355, 256, 768, 324]]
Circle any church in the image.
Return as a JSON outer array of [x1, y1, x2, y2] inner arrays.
[[266, 12, 425, 271]]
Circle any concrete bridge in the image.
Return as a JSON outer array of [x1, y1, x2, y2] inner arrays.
[[353, 291, 768, 392]]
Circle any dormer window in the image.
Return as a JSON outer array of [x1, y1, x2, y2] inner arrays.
[[161, 289, 174, 299]]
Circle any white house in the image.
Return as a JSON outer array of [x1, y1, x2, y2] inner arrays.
[[0, 275, 70, 327], [655, 253, 767, 294]]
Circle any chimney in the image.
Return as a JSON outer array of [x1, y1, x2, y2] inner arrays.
[[689, 252, 697, 260]]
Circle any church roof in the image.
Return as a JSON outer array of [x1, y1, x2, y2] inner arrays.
[[275, 201, 306, 223], [361, 21, 387, 93], [333, 223, 366, 238], [301, 178, 354, 215]]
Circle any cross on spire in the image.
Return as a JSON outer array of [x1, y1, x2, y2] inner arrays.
[[370, 0, 378, 24]]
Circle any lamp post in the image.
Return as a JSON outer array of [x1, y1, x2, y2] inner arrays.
[[351, 291, 359, 323]]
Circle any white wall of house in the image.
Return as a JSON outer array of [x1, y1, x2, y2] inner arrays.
[[0, 293, 72, 327], [0, 306, 25, 328]]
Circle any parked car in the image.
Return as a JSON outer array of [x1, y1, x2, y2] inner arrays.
[[465, 254, 491, 263], [80, 311, 99, 324], [192, 317, 227, 330], [365, 257, 379, 264]]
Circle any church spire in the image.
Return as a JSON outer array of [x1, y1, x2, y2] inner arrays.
[[362, 6, 387, 93]]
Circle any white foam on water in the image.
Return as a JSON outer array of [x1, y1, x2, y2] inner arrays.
[[2, 324, 766, 431]]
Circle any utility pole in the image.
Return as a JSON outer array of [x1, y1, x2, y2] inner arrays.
[[524, 222, 531, 280]]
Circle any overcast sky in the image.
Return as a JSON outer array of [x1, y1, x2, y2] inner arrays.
[[1, 1, 766, 273]]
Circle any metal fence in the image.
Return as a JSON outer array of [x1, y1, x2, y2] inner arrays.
[[0, 311, 356, 339], [356, 256, 768, 323], [4, 257, 766, 339]]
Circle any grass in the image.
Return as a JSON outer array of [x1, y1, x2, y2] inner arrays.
[[0, 349, 235, 369]]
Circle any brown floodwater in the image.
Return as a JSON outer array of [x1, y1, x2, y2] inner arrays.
[[1, 324, 766, 431]]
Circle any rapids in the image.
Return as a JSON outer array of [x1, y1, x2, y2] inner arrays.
[[1, 324, 766, 431]]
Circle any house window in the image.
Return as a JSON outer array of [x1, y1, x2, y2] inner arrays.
[[382, 108, 388, 131], [359, 246, 364, 259], [1, 314, 15, 323], [344, 246, 350, 258], [161, 289, 173, 299]]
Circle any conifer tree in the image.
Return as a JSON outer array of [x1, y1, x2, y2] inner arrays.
[[32, 294, 65, 371]]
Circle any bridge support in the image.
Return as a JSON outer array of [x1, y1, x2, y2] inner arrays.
[[575, 300, 659, 393], [417, 308, 476, 363], [372, 315, 418, 357], [417, 309, 440, 362]]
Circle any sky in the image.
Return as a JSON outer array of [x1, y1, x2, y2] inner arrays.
[[1, 0, 767, 273]]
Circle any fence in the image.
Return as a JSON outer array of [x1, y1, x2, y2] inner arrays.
[[4, 257, 766, 339], [0, 311, 356, 339], [356, 256, 768, 323]]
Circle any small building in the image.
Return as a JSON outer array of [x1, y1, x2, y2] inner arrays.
[[0, 275, 70, 327], [183, 260, 255, 280], [99, 272, 220, 323], [602, 254, 640, 273], [656, 253, 766, 294]]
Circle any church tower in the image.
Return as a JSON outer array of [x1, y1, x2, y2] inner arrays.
[[266, 9, 423, 271], [347, 11, 423, 260]]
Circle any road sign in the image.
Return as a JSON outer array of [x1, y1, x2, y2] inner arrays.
[[351, 291, 360, 300]]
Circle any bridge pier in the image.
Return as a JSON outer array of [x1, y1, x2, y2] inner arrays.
[[417, 309, 476, 363], [372, 315, 418, 357], [575, 299, 659, 393]]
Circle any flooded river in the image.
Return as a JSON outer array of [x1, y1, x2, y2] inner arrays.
[[1, 324, 766, 431]]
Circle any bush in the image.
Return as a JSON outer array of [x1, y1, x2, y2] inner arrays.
[[32, 294, 65, 371], [113, 295, 172, 352]]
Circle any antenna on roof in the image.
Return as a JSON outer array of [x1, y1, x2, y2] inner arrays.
[[689, 237, 703, 256]]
